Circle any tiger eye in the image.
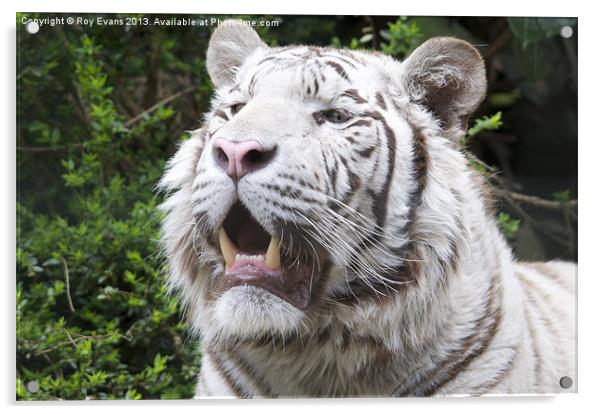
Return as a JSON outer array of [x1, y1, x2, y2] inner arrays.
[[317, 109, 352, 124]]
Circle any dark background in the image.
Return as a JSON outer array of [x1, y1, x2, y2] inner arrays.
[[16, 14, 577, 400]]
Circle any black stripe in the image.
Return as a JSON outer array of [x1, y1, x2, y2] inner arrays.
[[356, 145, 376, 158], [331, 48, 363, 64], [260, 182, 321, 205], [214, 109, 228, 120], [472, 347, 519, 394], [226, 349, 275, 398], [329, 156, 339, 194], [343, 89, 368, 104], [522, 293, 543, 391], [257, 55, 278, 65], [332, 112, 402, 302], [519, 272, 564, 389], [339, 157, 361, 204], [206, 347, 247, 397], [364, 111, 397, 231], [387, 124, 430, 282], [248, 73, 257, 95], [375, 92, 387, 110], [395, 270, 503, 396], [528, 262, 574, 292], [277, 173, 320, 191], [344, 119, 372, 129], [325, 61, 349, 81], [322, 53, 359, 69]]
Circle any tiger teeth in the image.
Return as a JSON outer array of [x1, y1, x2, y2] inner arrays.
[[218, 228, 238, 267], [235, 254, 264, 261], [218, 229, 281, 270], [265, 237, 281, 270]]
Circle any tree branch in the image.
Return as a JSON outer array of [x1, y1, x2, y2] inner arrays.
[[483, 24, 513, 60], [61, 257, 75, 313], [17, 143, 83, 153], [494, 188, 577, 210], [124, 86, 196, 128]]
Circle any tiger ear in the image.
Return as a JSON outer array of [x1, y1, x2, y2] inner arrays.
[[206, 20, 268, 88], [400, 37, 486, 140]]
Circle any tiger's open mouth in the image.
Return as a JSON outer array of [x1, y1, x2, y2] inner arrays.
[[218, 201, 315, 309]]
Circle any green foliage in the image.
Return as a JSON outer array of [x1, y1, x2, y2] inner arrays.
[[462, 112, 523, 241], [488, 89, 521, 108], [17, 19, 202, 400], [331, 36, 362, 50], [332, 16, 424, 55], [380, 17, 424, 57], [460, 111, 504, 156], [467, 112, 504, 139], [497, 212, 521, 240], [508, 17, 577, 49], [552, 190, 571, 203]]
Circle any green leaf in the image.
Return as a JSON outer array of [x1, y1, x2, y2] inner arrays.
[[508, 17, 577, 49], [467, 112, 504, 139], [359, 33, 373, 44], [552, 190, 571, 203], [488, 90, 521, 108], [497, 212, 521, 240]]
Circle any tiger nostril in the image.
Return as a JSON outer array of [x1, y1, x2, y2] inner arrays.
[[214, 146, 230, 170], [246, 149, 263, 164], [243, 147, 277, 172]]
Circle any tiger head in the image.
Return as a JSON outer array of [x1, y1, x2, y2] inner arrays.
[[159, 20, 486, 343]]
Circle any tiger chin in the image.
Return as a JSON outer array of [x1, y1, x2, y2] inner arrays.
[[158, 20, 576, 397]]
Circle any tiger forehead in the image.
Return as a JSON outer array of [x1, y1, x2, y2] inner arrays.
[[257, 46, 367, 68], [237, 46, 384, 100]]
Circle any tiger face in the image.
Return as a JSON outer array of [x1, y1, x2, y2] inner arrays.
[[160, 20, 486, 342]]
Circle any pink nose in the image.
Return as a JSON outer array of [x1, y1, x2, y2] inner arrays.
[[213, 139, 275, 181]]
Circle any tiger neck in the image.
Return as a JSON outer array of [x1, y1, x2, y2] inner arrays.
[[208, 187, 512, 397]]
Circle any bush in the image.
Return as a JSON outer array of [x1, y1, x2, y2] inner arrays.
[[17, 26, 201, 399]]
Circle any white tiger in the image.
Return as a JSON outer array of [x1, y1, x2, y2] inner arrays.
[[159, 20, 576, 397]]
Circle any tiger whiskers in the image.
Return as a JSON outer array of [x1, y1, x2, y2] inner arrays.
[[291, 208, 412, 297]]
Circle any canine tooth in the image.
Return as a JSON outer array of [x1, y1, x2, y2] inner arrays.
[[265, 237, 281, 270], [218, 228, 237, 267]]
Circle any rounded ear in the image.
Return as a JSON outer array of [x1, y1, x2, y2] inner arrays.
[[400, 37, 486, 140], [206, 20, 268, 88]]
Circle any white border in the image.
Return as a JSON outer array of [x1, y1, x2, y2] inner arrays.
[[6, 0, 582, 16], [3, 1, 601, 413]]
